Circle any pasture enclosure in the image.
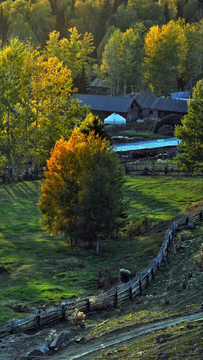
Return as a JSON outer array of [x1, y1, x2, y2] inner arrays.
[[0, 209, 202, 337], [120, 156, 180, 175]]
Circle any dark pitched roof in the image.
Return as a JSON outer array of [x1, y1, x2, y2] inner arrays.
[[90, 78, 108, 88], [134, 95, 188, 113], [72, 94, 188, 114], [72, 94, 137, 113], [133, 95, 155, 109]]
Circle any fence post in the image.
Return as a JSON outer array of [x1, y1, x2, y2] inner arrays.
[[165, 248, 169, 261], [114, 290, 118, 308], [9, 321, 14, 335], [151, 268, 154, 280], [36, 309, 43, 331], [139, 279, 142, 295], [186, 216, 189, 225], [129, 286, 132, 300], [61, 305, 66, 320], [200, 211, 202, 221], [36, 316, 41, 330], [86, 298, 90, 313], [146, 274, 149, 287]]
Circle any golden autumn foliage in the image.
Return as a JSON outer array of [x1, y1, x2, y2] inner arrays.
[[0, 38, 90, 179], [38, 130, 127, 253]]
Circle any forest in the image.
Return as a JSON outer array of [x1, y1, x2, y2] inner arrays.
[[0, 0, 203, 96], [0, 0, 203, 179]]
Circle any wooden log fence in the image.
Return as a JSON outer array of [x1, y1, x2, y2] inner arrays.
[[0, 209, 202, 337]]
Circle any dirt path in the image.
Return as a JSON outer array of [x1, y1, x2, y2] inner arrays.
[[49, 310, 203, 360]]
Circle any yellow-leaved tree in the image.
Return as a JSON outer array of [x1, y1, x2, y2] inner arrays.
[[0, 38, 90, 181], [38, 128, 128, 253], [144, 20, 186, 97]]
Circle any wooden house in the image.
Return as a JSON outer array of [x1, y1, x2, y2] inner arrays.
[[72, 94, 141, 121], [134, 95, 188, 119], [71, 94, 188, 122], [90, 78, 110, 95]]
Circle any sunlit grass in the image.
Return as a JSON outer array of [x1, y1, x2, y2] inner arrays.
[[0, 176, 202, 324], [95, 319, 203, 359], [125, 175, 203, 222]]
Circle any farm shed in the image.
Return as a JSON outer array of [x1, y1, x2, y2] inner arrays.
[[171, 91, 192, 100], [90, 77, 110, 95], [104, 113, 126, 125], [114, 137, 181, 159], [71, 94, 141, 121], [134, 95, 188, 119]]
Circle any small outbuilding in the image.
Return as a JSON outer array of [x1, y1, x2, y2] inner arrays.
[[104, 113, 126, 125]]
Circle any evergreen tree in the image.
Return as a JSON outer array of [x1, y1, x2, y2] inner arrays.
[[78, 113, 109, 140], [73, 66, 90, 94], [174, 79, 203, 173]]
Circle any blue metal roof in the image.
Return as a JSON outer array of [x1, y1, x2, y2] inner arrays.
[[113, 137, 181, 152]]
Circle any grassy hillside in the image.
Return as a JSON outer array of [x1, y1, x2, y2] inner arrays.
[[93, 221, 203, 359], [124, 175, 202, 222], [0, 175, 202, 325]]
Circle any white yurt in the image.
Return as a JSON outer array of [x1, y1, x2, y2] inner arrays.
[[104, 113, 126, 125]]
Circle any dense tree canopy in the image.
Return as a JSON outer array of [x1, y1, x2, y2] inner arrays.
[[174, 80, 203, 173], [144, 20, 186, 97], [38, 130, 127, 253], [1, 1, 203, 173], [1, 0, 203, 49], [0, 0, 203, 98], [95, 24, 145, 95], [44, 27, 95, 81], [0, 38, 89, 180]]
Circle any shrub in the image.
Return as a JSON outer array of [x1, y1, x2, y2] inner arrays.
[[71, 308, 85, 328], [194, 244, 203, 271], [120, 268, 132, 283], [45, 329, 58, 348], [124, 216, 153, 237], [97, 265, 120, 290], [174, 230, 191, 251], [0, 263, 7, 274]]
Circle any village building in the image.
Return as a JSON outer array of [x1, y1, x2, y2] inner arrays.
[[89, 78, 110, 95], [72, 94, 140, 121], [134, 95, 188, 119], [114, 137, 181, 159], [72, 94, 188, 121]]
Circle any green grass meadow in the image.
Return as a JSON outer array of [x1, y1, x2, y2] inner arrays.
[[0, 175, 202, 324], [124, 175, 203, 222]]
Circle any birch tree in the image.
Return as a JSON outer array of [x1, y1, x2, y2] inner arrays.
[[44, 27, 95, 81], [96, 25, 145, 95], [144, 20, 186, 96], [0, 38, 29, 180]]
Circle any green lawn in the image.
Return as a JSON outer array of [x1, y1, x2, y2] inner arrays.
[[0, 175, 202, 324], [124, 175, 203, 222]]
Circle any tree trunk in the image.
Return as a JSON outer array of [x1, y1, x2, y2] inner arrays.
[[11, 164, 15, 181], [7, 165, 11, 182], [34, 164, 38, 179], [70, 236, 73, 247], [96, 234, 99, 254]]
